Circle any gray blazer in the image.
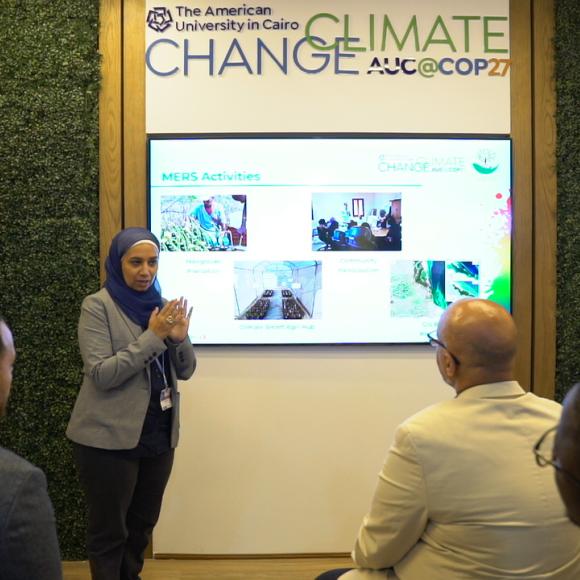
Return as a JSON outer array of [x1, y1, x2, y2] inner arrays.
[[66, 288, 196, 450], [0, 447, 62, 580]]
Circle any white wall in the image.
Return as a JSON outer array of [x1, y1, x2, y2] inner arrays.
[[154, 346, 452, 554], [147, 0, 509, 555], [146, 1, 511, 134]]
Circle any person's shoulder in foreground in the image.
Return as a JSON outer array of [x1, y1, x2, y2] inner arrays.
[[554, 382, 580, 526], [0, 447, 63, 580], [0, 317, 62, 580], [346, 299, 580, 580]]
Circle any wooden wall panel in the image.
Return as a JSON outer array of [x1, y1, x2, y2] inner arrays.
[[122, 0, 150, 556], [100, 0, 556, 396], [99, 0, 123, 281], [100, 1, 556, 395], [95, 0, 558, 559], [510, 0, 534, 390], [123, 0, 147, 227], [532, 0, 557, 399]]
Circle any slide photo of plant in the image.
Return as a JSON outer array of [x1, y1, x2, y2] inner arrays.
[[391, 260, 480, 317], [159, 194, 247, 252]]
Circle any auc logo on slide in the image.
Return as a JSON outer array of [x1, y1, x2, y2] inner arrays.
[[147, 7, 173, 32]]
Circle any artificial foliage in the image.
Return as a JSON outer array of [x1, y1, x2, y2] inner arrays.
[[554, 0, 580, 402], [0, 0, 100, 559]]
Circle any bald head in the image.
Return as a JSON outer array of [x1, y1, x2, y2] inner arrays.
[[436, 299, 517, 390]]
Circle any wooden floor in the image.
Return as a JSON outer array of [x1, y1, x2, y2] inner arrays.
[[62, 557, 352, 579]]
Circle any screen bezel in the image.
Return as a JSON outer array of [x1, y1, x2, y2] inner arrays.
[[147, 132, 513, 347]]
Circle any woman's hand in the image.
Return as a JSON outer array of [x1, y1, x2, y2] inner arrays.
[[148, 300, 178, 340], [167, 297, 192, 343], [148, 298, 192, 341], [148, 296, 193, 342]]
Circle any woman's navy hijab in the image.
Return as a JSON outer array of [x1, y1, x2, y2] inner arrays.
[[105, 227, 163, 328]]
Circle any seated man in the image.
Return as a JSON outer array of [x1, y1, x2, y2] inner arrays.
[[317, 219, 332, 248], [347, 224, 376, 251], [544, 382, 580, 526], [327, 217, 339, 237], [0, 316, 62, 579], [376, 209, 388, 229], [317, 299, 580, 580]]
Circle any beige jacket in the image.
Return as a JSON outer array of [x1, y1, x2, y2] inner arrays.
[[351, 381, 580, 579]]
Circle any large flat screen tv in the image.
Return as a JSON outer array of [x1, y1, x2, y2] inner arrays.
[[148, 135, 512, 345]]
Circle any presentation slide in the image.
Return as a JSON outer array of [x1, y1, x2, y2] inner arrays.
[[148, 136, 512, 345]]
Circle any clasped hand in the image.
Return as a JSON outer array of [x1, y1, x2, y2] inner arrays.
[[149, 297, 192, 342]]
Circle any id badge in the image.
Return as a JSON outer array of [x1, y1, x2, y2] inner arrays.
[[160, 387, 173, 411]]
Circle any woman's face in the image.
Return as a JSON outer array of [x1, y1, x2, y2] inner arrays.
[[121, 242, 159, 292]]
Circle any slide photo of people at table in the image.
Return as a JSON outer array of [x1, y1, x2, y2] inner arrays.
[[312, 193, 402, 252], [390, 260, 480, 317], [234, 261, 322, 320], [159, 194, 247, 251]]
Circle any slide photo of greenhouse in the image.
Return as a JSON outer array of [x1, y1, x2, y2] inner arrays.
[[234, 261, 322, 320]]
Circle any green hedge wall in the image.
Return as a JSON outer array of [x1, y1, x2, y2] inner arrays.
[[555, 0, 580, 402], [0, 1, 100, 559]]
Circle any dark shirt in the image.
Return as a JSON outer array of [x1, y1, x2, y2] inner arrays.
[[386, 218, 402, 250], [123, 351, 172, 458]]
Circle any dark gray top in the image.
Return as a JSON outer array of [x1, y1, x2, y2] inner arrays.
[[0, 446, 62, 580]]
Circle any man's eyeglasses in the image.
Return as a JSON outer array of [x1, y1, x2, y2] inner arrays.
[[534, 426, 580, 488], [427, 331, 460, 366]]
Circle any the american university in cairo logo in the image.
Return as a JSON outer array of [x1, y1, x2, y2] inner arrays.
[[147, 7, 173, 32]]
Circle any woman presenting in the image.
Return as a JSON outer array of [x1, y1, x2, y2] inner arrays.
[[67, 227, 196, 580]]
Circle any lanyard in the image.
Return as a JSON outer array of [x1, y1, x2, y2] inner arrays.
[[152, 354, 173, 411], [152, 355, 169, 390]]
